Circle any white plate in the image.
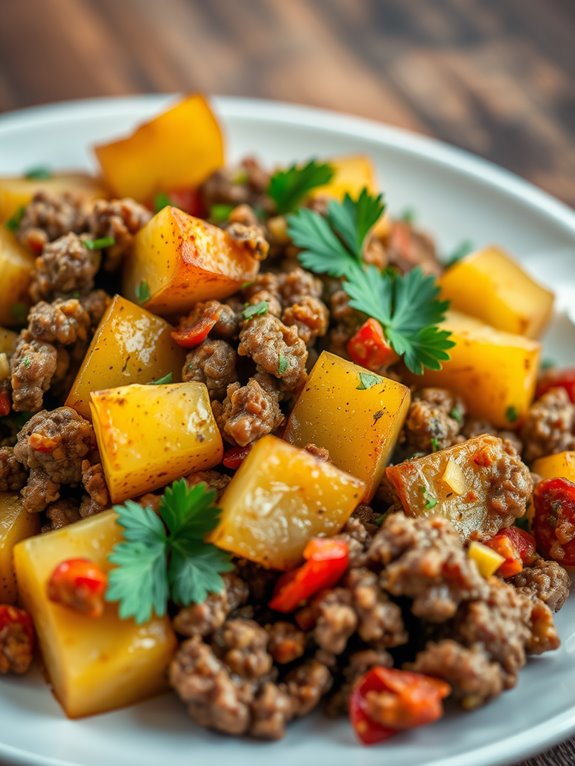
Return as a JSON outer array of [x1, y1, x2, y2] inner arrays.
[[1, 96, 575, 766]]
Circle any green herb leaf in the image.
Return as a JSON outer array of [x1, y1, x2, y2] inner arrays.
[[541, 358, 556, 371], [506, 405, 519, 423], [242, 301, 269, 320], [209, 204, 234, 223], [84, 236, 115, 251], [22, 357, 31, 369], [515, 516, 530, 532], [420, 486, 438, 510], [268, 159, 335, 215], [136, 280, 151, 304], [5, 206, 25, 233], [160, 480, 221, 541], [431, 437, 439, 452], [449, 405, 463, 424], [327, 189, 384, 260], [398, 207, 416, 224], [149, 372, 173, 385], [10, 302, 28, 325], [444, 239, 474, 268], [278, 353, 289, 376], [107, 540, 168, 624], [153, 192, 172, 212], [24, 166, 52, 180], [356, 372, 381, 390], [169, 540, 233, 607]]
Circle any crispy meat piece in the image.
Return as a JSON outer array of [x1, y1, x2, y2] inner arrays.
[[0, 446, 27, 492], [345, 568, 407, 649], [79, 289, 112, 328], [250, 682, 293, 740], [521, 388, 575, 463], [17, 191, 87, 253], [185, 470, 231, 500], [20, 470, 60, 514], [81, 460, 110, 508], [485, 440, 533, 529], [10, 335, 58, 412], [0, 620, 34, 675], [29, 233, 100, 302], [403, 388, 465, 453], [278, 267, 322, 305], [285, 658, 332, 717], [226, 223, 269, 261], [173, 573, 249, 638], [27, 299, 91, 346], [462, 418, 523, 455], [179, 300, 240, 341], [266, 622, 307, 665], [311, 589, 358, 654], [214, 378, 284, 446], [213, 618, 273, 679], [86, 198, 151, 270], [42, 498, 81, 532], [182, 339, 238, 401], [509, 557, 571, 612], [238, 314, 308, 390], [282, 295, 329, 345]]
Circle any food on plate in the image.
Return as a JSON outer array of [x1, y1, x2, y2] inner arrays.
[[0, 95, 571, 746]]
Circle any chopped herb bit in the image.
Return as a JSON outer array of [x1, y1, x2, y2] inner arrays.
[[106, 479, 233, 625], [242, 301, 269, 320], [209, 204, 234, 223], [444, 239, 475, 268], [22, 357, 31, 369], [10, 302, 28, 325], [431, 437, 440, 452], [240, 281, 254, 290], [449, 405, 463, 424], [515, 516, 530, 532], [5, 206, 25, 233], [135, 280, 151, 304], [278, 353, 289, 375], [153, 192, 172, 212], [399, 207, 416, 224], [84, 236, 115, 250], [541, 358, 556, 371], [506, 405, 519, 423], [356, 372, 381, 390], [419, 485, 438, 510], [268, 159, 335, 215], [149, 372, 173, 385], [24, 166, 52, 180]]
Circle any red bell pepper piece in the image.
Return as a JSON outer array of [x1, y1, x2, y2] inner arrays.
[[269, 538, 349, 612], [223, 444, 252, 470], [164, 187, 207, 218], [347, 318, 398, 371], [0, 390, 10, 417], [533, 477, 575, 567], [484, 526, 537, 578], [536, 368, 575, 403], [47, 558, 108, 618], [0, 605, 35, 674], [171, 307, 220, 348], [349, 666, 450, 745]]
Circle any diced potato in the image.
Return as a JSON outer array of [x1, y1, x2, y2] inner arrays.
[[0, 494, 40, 603], [0, 229, 35, 327], [404, 310, 540, 428], [123, 206, 260, 316], [533, 452, 575, 482], [468, 541, 505, 578], [439, 246, 554, 339], [210, 435, 365, 569], [0, 327, 18, 354], [94, 95, 224, 201], [65, 295, 185, 419], [0, 172, 108, 223], [310, 155, 377, 200], [91, 382, 223, 503], [14, 510, 177, 718], [386, 434, 518, 541], [283, 352, 410, 501]]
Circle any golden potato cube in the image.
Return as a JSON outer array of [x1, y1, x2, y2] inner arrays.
[[0, 327, 18, 354], [14, 510, 177, 718], [468, 541, 505, 578], [0, 493, 40, 603], [0, 228, 35, 327], [439, 246, 554, 338], [94, 94, 224, 201], [65, 295, 185, 419], [405, 311, 540, 428], [533, 452, 575, 482], [91, 382, 223, 503], [283, 351, 410, 501], [0, 172, 108, 223], [386, 435, 519, 541], [310, 155, 377, 200], [210, 435, 365, 570], [123, 206, 260, 316]]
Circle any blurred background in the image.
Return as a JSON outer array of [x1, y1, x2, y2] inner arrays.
[[1, 0, 574, 205]]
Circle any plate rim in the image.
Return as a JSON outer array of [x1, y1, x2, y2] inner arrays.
[[0, 94, 574, 766]]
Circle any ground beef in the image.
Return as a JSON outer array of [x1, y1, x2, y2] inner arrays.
[[461, 418, 523, 455], [244, 291, 282, 318], [0, 618, 34, 675], [42, 498, 81, 532], [403, 388, 465, 453], [250, 682, 293, 740], [285, 658, 332, 717], [179, 301, 240, 341], [27, 299, 91, 346], [484, 440, 533, 529], [521, 388, 575, 463], [185, 470, 231, 500], [242, 272, 281, 304], [173, 573, 249, 638], [214, 378, 284, 446], [226, 223, 269, 261], [79, 289, 111, 328], [510, 558, 571, 612], [29, 233, 100, 302], [266, 622, 307, 664], [282, 296, 329, 345], [14, 407, 96, 513], [182, 339, 238, 401], [385, 220, 442, 275], [278, 268, 322, 305], [10, 335, 58, 412], [86, 198, 151, 270], [238, 314, 308, 390], [0, 446, 27, 492], [308, 589, 358, 654], [212, 618, 273, 679], [346, 568, 408, 648], [368, 514, 488, 621], [81, 460, 110, 508], [200, 157, 271, 211], [325, 648, 393, 716], [17, 191, 87, 253], [411, 639, 503, 709]]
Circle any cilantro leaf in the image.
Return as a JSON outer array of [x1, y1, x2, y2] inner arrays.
[[169, 539, 233, 607], [5, 206, 25, 233], [356, 372, 381, 390], [268, 159, 335, 215], [107, 540, 168, 623], [149, 372, 173, 385], [242, 301, 269, 320], [287, 207, 358, 278], [160, 479, 220, 540], [444, 239, 474, 268], [24, 166, 52, 180], [113, 500, 166, 545], [328, 190, 384, 259], [278, 353, 289, 375], [84, 236, 115, 250], [136, 280, 151, 304], [154, 192, 172, 212], [210, 204, 234, 223]]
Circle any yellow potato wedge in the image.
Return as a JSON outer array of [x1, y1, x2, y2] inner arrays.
[[0, 493, 40, 603], [0, 228, 35, 327], [533, 452, 575, 482]]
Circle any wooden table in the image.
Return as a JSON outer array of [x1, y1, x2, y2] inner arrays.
[[1, 0, 574, 763]]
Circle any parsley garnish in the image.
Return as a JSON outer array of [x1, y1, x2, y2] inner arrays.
[[149, 372, 173, 385], [209, 204, 234, 223], [356, 372, 380, 390], [10, 302, 28, 325], [506, 405, 519, 423], [106, 480, 233, 624], [84, 236, 115, 251], [541, 358, 556, 371], [450, 405, 463, 424], [24, 166, 52, 180], [420, 486, 438, 510], [136, 280, 151, 304], [431, 437, 440, 452], [5, 206, 25, 232], [399, 207, 416, 224], [22, 357, 31, 369], [278, 353, 289, 375], [154, 192, 172, 212], [287, 189, 453, 374], [242, 301, 269, 320], [268, 159, 335, 215], [444, 240, 474, 268]]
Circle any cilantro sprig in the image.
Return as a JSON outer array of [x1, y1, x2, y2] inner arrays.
[[268, 159, 335, 215], [106, 480, 233, 624], [287, 189, 454, 374]]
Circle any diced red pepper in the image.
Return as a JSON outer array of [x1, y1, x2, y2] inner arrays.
[[223, 444, 252, 470], [171, 307, 220, 348], [29, 432, 59, 453], [484, 526, 537, 578], [269, 538, 349, 612], [0, 605, 35, 674], [164, 187, 207, 218], [0, 390, 10, 417], [502, 527, 537, 565], [533, 477, 575, 567], [347, 318, 398, 371], [536, 368, 575, 403], [47, 558, 108, 618], [349, 666, 450, 746]]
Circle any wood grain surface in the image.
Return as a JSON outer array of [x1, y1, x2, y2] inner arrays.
[[1, 1, 575, 764]]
